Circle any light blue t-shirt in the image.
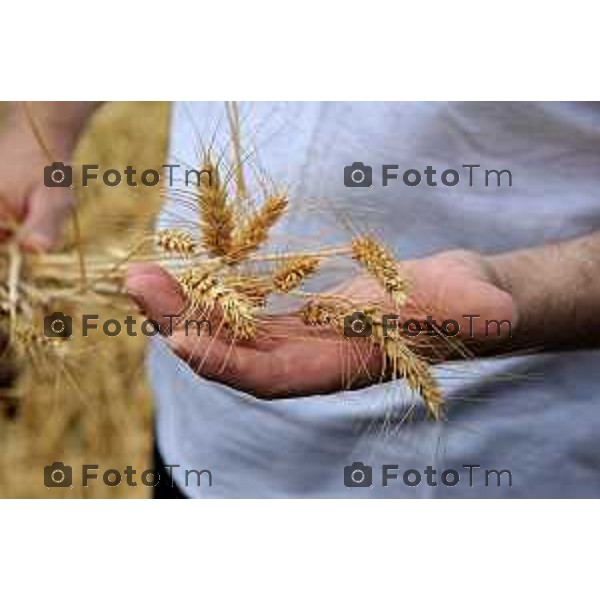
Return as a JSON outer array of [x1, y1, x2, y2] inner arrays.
[[150, 102, 600, 498]]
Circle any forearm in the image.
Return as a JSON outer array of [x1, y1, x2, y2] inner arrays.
[[489, 231, 600, 350]]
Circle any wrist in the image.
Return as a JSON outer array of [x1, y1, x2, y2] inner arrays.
[[486, 244, 578, 350]]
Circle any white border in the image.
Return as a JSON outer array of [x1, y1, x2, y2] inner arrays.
[[2, 1, 598, 594], [1, 501, 597, 598], [2, 1, 598, 99]]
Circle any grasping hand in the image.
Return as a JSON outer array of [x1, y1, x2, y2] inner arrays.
[[0, 102, 100, 251]]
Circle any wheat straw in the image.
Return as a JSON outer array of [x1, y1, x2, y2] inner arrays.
[[384, 336, 444, 420]]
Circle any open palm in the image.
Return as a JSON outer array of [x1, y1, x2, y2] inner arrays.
[[127, 250, 515, 399]]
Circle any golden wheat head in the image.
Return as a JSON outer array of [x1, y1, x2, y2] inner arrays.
[[177, 269, 257, 340], [273, 256, 320, 293], [156, 229, 196, 258], [198, 159, 234, 257], [351, 236, 410, 307], [226, 195, 288, 264]]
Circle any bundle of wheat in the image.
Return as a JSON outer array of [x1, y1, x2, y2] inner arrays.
[[0, 101, 446, 424], [0, 101, 167, 499]]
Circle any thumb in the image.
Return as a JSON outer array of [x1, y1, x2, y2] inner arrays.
[[126, 263, 187, 331], [127, 262, 260, 392], [20, 185, 76, 251]]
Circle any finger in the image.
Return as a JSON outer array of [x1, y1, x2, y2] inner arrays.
[[125, 262, 187, 330], [126, 263, 235, 371], [126, 262, 279, 394], [20, 186, 76, 251], [171, 330, 262, 390]]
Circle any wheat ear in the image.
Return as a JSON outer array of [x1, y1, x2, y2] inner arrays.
[[351, 236, 410, 307], [272, 256, 320, 293], [301, 299, 346, 327], [156, 229, 196, 258], [383, 336, 444, 420], [301, 300, 444, 419], [223, 275, 273, 307], [368, 311, 444, 419], [177, 269, 257, 339], [226, 195, 288, 264], [198, 159, 234, 257]]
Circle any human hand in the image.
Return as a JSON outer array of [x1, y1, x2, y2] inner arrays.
[[0, 102, 102, 251], [126, 249, 516, 399], [0, 120, 76, 251]]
